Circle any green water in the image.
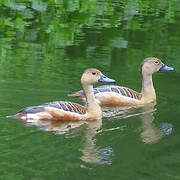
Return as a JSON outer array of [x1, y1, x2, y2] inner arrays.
[[0, 0, 180, 179]]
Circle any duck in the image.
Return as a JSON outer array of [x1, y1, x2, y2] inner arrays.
[[69, 57, 174, 107], [7, 69, 115, 121]]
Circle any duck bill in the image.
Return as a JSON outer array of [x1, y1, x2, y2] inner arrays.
[[159, 64, 174, 71], [98, 74, 115, 83]]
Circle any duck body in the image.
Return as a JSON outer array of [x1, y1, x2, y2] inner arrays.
[[7, 69, 115, 121], [69, 85, 142, 107], [69, 57, 174, 107], [8, 101, 87, 121]]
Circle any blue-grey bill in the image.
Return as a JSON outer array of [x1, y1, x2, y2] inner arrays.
[[159, 64, 174, 71], [98, 74, 115, 83]]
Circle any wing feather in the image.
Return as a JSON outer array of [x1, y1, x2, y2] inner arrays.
[[18, 101, 86, 115], [69, 85, 142, 100], [48, 101, 86, 114]]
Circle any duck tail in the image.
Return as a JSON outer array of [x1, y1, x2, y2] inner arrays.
[[67, 93, 76, 97], [6, 113, 27, 120], [68, 92, 85, 99]]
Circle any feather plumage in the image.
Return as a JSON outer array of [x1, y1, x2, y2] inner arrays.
[[19, 101, 86, 115], [69, 85, 142, 101]]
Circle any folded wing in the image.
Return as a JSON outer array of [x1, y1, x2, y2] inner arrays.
[[19, 101, 86, 115], [69, 85, 142, 100]]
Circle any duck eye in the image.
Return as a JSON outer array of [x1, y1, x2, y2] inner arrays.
[[92, 72, 96, 75], [154, 61, 159, 64]]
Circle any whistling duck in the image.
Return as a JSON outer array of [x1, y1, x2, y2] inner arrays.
[[69, 57, 174, 107], [7, 68, 115, 121]]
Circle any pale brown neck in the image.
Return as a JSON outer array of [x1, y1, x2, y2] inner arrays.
[[82, 84, 102, 115], [141, 73, 156, 102]]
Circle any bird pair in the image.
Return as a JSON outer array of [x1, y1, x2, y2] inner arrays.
[[7, 57, 174, 121]]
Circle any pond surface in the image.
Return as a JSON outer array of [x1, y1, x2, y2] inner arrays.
[[0, 0, 180, 179]]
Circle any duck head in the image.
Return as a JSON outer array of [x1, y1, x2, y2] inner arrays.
[[140, 57, 174, 75], [81, 68, 115, 85]]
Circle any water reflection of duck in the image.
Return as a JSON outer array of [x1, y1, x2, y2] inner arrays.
[[7, 69, 115, 121], [140, 103, 162, 144], [140, 103, 173, 144], [22, 117, 114, 165], [69, 57, 174, 107]]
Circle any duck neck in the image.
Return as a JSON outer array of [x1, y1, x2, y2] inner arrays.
[[82, 84, 102, 117], [141, 73, 156, 102]]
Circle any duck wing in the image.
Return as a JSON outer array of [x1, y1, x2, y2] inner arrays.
[[19, 101, 86, 115], [69, 85, 142, 100]]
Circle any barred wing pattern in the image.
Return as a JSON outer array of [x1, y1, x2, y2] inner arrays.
[[19, 101, 86, 115], [70, 85, 142, 100]]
